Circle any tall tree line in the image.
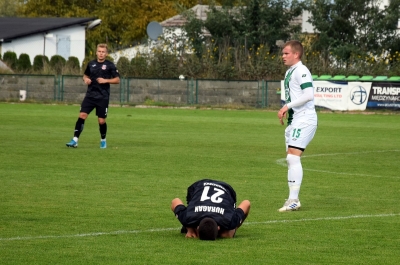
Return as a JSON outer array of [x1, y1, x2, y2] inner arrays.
[[1, 0, 399, 76]]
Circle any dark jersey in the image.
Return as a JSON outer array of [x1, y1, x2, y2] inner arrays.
[[83, 59, 119, 100], [181, 179, 238, 230]]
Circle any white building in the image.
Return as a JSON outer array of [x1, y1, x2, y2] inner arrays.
[[0, 17, 98, 66]]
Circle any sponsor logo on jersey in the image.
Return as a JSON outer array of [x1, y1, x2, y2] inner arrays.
[[203, 182, 227, 192], [302, 74, 306, 77]]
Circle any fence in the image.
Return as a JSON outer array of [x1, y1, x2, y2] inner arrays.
[[0, 74, 282, 108]]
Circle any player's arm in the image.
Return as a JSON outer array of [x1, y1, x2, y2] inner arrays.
[[171, 198, 184, 212], [278, 105, 288, 125], [286, 86, 313, 109], [237, 200, 251, 220], [83, 74, 91, 85], [219, 200, 251, 239], [170, 198, 199, 238], [97, 64, 120, 84], [97, 76, 120, 84], [287, 69, 314, 109]]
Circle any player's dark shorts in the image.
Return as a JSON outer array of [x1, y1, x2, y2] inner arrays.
[[80, 97, 109, 118], [174, 205, 245, 231]]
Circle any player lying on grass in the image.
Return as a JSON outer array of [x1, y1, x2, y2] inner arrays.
[[171, 179, 250, 240]]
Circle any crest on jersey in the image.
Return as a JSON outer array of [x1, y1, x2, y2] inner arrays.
[[102, 65, 107, 70], [302, 74, 306, 77]]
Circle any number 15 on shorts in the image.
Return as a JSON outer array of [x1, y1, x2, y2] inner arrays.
[[292, 128, 301, 139]]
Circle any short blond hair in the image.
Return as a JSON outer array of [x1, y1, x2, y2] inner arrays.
[[283, 40, 303, 59], [97, 43, 108, 52]]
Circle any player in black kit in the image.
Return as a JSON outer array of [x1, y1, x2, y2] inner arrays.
[[66, 43, 120, 149], [171, 179, 251, 240]]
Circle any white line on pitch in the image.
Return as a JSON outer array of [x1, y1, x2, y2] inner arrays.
[[0, 213, 399, 241], [246, 213, 400, 225]]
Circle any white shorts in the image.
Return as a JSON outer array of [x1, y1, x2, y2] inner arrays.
[[285, 122, 317, 151]]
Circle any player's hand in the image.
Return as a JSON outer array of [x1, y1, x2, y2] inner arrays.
[[96, 77, 107, 84], [185, 232, 198, 238], [278, 105, 288, 125], [185, 228, 198, 238], [83, 78, 91, 85]]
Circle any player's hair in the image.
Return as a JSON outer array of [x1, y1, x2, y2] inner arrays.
[[97, 43, 108, 52], [198, 217, 218, 240], [283, 40, 303, 59]]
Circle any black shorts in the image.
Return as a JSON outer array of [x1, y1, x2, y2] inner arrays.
[[80, 97, 109, 118], [174, 205, 245, 230]]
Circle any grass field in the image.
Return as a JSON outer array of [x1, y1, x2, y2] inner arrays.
[[0, 103, 399, 264]]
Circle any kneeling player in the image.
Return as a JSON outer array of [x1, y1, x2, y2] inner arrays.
[[171, 179, 250, 240]]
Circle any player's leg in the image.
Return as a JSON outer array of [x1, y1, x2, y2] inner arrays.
[[287, 147, 304, 201], [96, 100, 108, 148], [279, 122, 317, 212], [66, 98, 93, 147]]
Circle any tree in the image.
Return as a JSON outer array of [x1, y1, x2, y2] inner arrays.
[[240, 0, 304, 52], [185, 0, 304, 52], [17, 0, 96, 17], [0, 0, 20, 17], [305, 0, 400, 65]]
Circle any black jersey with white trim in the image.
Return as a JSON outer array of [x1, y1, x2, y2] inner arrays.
[[184, 179, 237, 229], [83, 59, 120, 100]]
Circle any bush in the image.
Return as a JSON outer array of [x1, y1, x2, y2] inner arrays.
[[67, 56, 81, 71], [131, 55, 149, 77], [17, 53, 32, 72], [116, 56, 130, 77], [81, 56, 92, 71], [3, 51, 18, 69], [33, 55, 49, 72], [106, 55, 114, 62], [49, 55, 66, 74]]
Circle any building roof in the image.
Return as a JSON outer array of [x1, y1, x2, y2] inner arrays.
[[160, 5, 209, 27], [0, 17, 95, 42], [160, 4, 303, 30]]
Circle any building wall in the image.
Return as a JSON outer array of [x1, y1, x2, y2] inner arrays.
[[1, 25, 86, 66]]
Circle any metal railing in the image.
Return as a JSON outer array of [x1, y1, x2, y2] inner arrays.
[[0, 74, 282, 108]]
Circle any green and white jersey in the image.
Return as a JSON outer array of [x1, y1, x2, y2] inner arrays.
[[284, 61, 317, 125]]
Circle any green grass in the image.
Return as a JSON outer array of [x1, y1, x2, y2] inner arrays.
[[0, 103, 399, 264]]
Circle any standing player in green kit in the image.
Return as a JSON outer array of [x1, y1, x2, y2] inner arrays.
[[66, 43, 120, 149], [277, 40, 318, 212]]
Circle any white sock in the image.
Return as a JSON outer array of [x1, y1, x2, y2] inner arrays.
[[73, 137, 78, 142], [286, 154, 303, 200]]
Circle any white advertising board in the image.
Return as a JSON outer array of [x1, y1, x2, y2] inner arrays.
[[281, 81, 372, 111]]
